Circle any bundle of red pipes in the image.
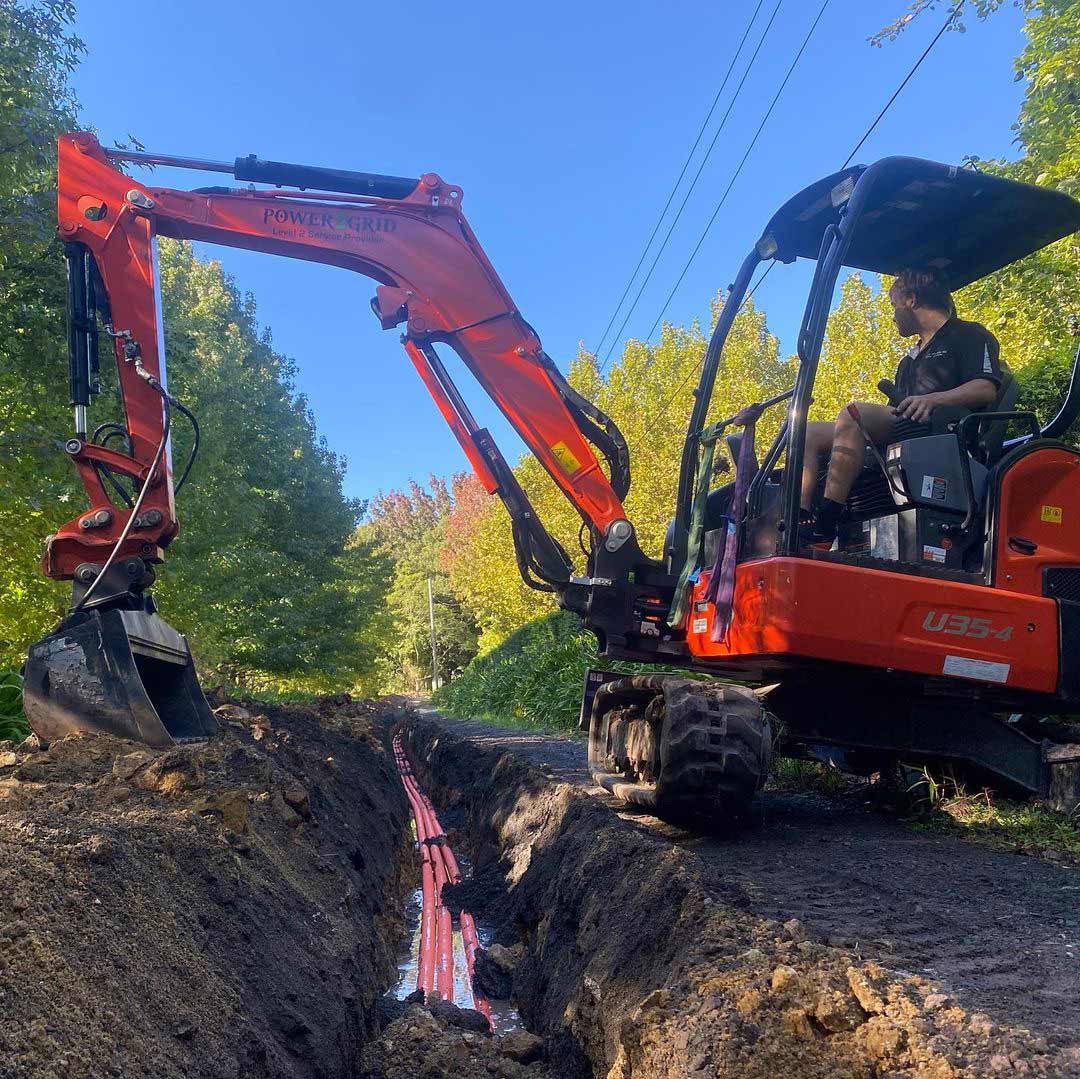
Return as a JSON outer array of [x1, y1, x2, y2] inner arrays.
[[392, 734, 492, 1028]]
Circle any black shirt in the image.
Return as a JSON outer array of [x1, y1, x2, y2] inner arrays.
[[894, 317, 1003, 399]]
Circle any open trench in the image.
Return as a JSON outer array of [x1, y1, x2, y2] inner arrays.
[[3, 694, 1078, 1078], [390, 704, 1080, 1079]]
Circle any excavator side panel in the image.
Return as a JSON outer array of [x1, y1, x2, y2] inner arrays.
[[684, 557, 1059, 696], [989, 443, 1080, 598]]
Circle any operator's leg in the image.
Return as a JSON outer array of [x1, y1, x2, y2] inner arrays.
[[807, 402, 897, 545], [800, 421, 836, 512], [823, 402, 896, 505]]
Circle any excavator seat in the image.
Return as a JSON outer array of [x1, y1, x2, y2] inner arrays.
[[840, 370, 1023, 570], [23, 606, 218, 748]]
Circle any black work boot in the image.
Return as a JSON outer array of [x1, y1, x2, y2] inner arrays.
[[798, 500, 842, 550]]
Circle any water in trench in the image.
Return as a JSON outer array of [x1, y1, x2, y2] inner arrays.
[[391, 823, 522, 1034]]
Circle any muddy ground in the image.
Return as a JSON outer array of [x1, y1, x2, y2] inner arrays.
[[399, 707, 1080, 1079], [0, 696, 411, 1079]]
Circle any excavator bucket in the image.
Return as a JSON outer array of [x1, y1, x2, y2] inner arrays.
[[23, 607, 218, 749]]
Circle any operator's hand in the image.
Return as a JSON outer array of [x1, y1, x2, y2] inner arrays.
[[894, 392, 940, 424]]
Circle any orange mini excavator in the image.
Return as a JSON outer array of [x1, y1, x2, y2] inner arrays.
[[25, 134, 1080, 825]]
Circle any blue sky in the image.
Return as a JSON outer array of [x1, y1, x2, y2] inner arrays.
[[70, 0, 1028, 502]]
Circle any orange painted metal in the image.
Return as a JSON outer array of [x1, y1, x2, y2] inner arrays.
[[990, 445, 1080, 597], [686, 556, 1059, 693], [50, 132, 626, 578]]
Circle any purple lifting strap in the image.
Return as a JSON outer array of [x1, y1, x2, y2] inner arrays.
[[703, 403, 762, 641]]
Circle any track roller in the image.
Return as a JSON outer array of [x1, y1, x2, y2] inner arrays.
[[587, 675, 773, 828]]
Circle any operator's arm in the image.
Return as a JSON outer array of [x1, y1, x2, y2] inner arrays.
[[897, 378, 998, 422], [897, 323, 1002, 423]]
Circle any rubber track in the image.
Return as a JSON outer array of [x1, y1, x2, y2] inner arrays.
[[657, 680, 773, 827]]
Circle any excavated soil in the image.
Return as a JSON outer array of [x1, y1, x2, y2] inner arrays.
[[6, 691, 1078, 1078], [0, 696, 410, 1079], [397, 707, 1080, 1079]]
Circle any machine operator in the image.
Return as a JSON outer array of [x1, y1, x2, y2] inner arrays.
[[799, 267, 1003, 547]]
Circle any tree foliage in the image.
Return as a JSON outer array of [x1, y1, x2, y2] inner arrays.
[[365, 477, 479, 690], [0, 0, 84, 661], [0, 2, 385, 692]]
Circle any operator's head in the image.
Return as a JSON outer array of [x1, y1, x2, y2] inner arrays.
[[888, 268, 955, 337]]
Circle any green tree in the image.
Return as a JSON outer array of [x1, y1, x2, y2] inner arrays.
[[0, 0, 84, 663], [366, 477, 479, 690], [151, 242, 382, 692], [0, 4, 386, 690], [810, 273, 899, 421]]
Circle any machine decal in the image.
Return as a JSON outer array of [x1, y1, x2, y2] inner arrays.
[[550, 440, 582, 476], [692, 617, 708, 634], [920, 475, 948, 501], [943, 655, 1011, 683], [1041, 504, 1063, 524], [922, 544, 947, 563], [922, 611, 1015, 640]]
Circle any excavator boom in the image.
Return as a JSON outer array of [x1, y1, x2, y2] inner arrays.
[[49, 132, 639, 588], [25, 132, 657, 748]]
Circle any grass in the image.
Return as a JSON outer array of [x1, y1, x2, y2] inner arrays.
[[432, 612, 595, 732], [773, 758, 1080, 865], [769, 757, 860, 798], [912, 775, 1080, 864], [0, 670, 30, 743], [433, 611, 697, 733]]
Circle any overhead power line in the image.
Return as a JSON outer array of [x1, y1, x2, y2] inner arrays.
[[843, 1, 965, 169], [643, 0, 831, 343], [590, 0, 768, 363], [597, 0, 787, 371], [639, 0, 962, 426]]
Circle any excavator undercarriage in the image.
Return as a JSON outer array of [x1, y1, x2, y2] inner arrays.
[[25, 136, 1080, 828]]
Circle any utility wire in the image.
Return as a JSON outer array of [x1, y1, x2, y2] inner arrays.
[[597, 0, 786, 371], [643, 0, 830, 343], [639, 0, 960, 428], [843, 1, 965, 169], [590, 0, 768, 362]]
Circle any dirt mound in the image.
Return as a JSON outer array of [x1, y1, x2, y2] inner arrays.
[[0, 697, 409, 1079], [361, 999, 557, 1078], [399, 709, 1080, 1079]]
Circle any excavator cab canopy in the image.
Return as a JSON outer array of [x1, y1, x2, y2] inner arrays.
[[755, 156, 1080, 287], [672, 156, 1080, 573]]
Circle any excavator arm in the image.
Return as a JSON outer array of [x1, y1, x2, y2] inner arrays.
[[24, 132, 674, 752], [50, 131, 643, 595]]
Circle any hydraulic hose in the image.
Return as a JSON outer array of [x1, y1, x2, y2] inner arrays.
[[71, 381, 171, 613]]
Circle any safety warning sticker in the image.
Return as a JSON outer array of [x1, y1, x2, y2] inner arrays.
[[550, 440, 582, 476], [920, 475, 948, 501], [692, 617, 708, 634], [942, 655, 1010, 684], [922, 544, 947, 563], [1041, 505, 1063, 524]]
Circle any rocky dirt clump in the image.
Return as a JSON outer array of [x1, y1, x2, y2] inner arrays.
[[361, 996, 558, 1079]]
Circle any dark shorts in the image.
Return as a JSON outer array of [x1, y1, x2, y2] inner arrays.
[[889, 417, 933, 443]]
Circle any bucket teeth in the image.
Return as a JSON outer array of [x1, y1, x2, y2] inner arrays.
[[23, 607, 218, 748]]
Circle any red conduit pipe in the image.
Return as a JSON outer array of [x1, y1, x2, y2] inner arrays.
[[397, 758, 437, 996], [393, 735, 492, 1026]]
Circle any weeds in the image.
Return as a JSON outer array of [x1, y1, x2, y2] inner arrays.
[[912, 773, 1080, 863], [769, 757, 859, 797], [0, 670, 30, 743]]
